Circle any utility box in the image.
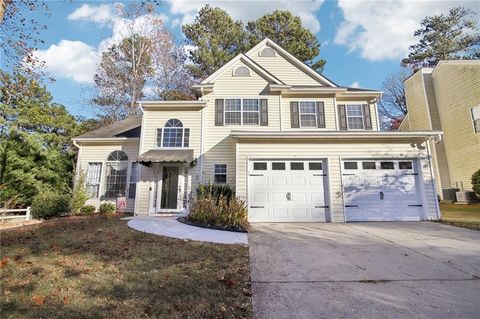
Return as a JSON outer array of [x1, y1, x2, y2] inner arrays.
[[442, 188, 459, 202], [455, 191, 478, 204]]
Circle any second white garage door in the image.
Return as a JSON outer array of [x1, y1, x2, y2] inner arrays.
[[342, 159, 423, 221], [248, 160, 328, 222]]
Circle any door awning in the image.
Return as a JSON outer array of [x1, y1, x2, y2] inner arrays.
[[137, 149, 194, 164]]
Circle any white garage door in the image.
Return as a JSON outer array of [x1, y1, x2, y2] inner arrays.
[[342, 159, 423, 221], [248, 160, 328, 222]]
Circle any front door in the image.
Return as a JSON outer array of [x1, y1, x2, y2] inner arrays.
[[161, 166, 179, 209]]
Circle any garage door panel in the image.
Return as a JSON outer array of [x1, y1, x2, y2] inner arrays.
[[248, 159, 328, 223], [271, 177, 288, 187], [343, 159, 422, 222], [291, 177, 307, 186]]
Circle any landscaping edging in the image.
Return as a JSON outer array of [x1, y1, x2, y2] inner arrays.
[[177, 217, 248, 233]]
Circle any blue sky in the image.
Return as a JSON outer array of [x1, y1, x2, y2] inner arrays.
[[16, 0, 478, 118]]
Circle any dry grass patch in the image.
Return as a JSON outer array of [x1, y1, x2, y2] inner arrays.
[[1, 216, 251, 318], [439, 203, 480, 231]]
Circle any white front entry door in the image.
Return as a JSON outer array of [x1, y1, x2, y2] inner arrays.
[[342, 159, 423, 221], [248, 160, 328, 222]]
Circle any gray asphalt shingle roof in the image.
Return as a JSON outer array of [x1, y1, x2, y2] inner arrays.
[[74, 115, 142, 139]]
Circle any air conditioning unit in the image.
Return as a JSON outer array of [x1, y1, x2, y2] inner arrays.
[[442, 188, 459, 202], [455, 190, 478, 204]]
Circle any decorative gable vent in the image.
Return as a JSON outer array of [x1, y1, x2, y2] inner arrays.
[[233, 66, 250, 77], [259, 47, 276, 57]]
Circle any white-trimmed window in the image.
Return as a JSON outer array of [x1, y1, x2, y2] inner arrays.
[[224, 99, 260, 125], [128, 162, 140, 199], [86, 162, 102, 198], [346, 105, 364, 130], [471, 106, 480, 133], [299, 101, 317, 127], [157, 119, 190, 148], [104, 151, 129, 198], [214, 164, 227, 184]]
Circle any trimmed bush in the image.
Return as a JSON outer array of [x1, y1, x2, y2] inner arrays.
[[472, 169, 480, 195], [80, 205, 96, 215], [196, 183, 234, 202], [31, 191, 70, 220], [99, 202, 116, 215], [187, 194, 249, 232]]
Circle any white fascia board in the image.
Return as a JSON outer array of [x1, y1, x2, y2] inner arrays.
[[72, 137, 139, 142], [230, 130, 443, 139]]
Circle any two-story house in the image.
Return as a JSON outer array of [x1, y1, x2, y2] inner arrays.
[[401, 60, 480, 199], [73, 38, 442, 222]]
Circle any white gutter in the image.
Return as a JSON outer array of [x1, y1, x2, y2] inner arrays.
[[72, 137, 138, 142], [72, 139, 80, 148], [230, 130, 444, 139]]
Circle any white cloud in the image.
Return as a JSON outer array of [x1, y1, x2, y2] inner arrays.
[[350, 81, 360, 88], [67, 3, 123, 25], [37, 4, 169, 84], [35, 40, 98, 83], [167, 0, 324, 33], [335, 0, 479, 61]]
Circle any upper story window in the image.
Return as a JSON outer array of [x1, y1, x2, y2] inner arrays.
[[259, 47, 276, 57], [233, 66, 250, 77], [299, 102, 317, 127], [157, 119, 190, 148], [225, 99, 260, 125], [346, 105, 364, 130], [471, 106, 480, 133]]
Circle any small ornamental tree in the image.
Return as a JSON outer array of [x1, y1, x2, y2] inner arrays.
[[471, 169, 480, 195], [70, 169, 89, 215]]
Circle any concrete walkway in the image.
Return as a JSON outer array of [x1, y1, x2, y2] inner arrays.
[[249, 222, 480, 319], [127, 216, 248, 245]]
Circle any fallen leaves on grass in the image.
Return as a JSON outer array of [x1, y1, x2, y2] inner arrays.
[[31, 295, 46, 306]]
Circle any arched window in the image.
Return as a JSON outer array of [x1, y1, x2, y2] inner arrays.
[[233, 66, 250, 77], [259, 47, 276, 57], [104, 150, 128, 198], [157, 119, 190, 148]]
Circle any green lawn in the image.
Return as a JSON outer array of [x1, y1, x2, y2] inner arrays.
[[439, 203, 480, 231], [1, 216, 252, 318]]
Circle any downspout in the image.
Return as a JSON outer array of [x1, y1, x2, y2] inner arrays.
[[426, 137, 441, 220], [199, 101, 206, 184]]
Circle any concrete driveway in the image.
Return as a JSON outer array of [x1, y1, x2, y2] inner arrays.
[[248, 222, 480, 319]]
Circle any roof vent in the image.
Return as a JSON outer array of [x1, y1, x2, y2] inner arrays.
[[259, 47, 276, 57], [233, 66, 250, 77]]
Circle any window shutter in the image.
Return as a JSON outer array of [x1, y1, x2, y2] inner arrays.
[[338, 104, 347, 130], [290, 102, 299, 128], [260, 99, 268, 126], [316, 102, 325, 128], [362, 104, 372, 130], [215, 99, 224, 126]]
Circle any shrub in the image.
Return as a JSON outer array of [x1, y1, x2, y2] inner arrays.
[[472, 169, 480, 195], [31, 190, 70, 219], [70, 169, 89, 215], [79, 205, 96, 215], [98, 202, 116, 215], [187, 194, 249, 232], [196, 183, 234, 202]]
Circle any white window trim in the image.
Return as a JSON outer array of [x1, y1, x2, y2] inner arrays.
[[213, 163, 228, 184], [471, 105, 480, 133], [224, 98, 260, 126], [156, 127, 190, 148], [104, 159, 129, 199], [298, 101, 318, 128], [346, 104, 365, 130]]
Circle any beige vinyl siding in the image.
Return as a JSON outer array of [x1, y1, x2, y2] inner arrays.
[[404, 71, 432, 130], [247, 46, 322, 85], [398, 114, 411, 131], [433, 62, 480, 190], [202, 60, 281, 188], [236, 140, 438, 222], [78, 139, 140, 212]]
